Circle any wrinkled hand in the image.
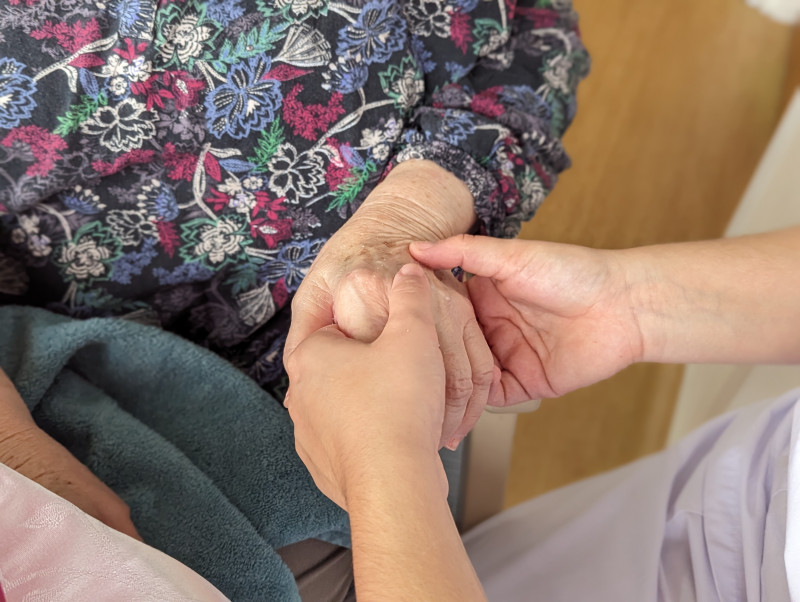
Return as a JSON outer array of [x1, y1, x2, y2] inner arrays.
[[285, 264, 448, 510], [0, 370, 141, 540], [286, 161, 495, 448], [411, 235, 645, 406]]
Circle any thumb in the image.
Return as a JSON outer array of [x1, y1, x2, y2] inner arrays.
[[409, 235, 519, 279], [285, 323, 351, 376], [381, 263, 437, 340]]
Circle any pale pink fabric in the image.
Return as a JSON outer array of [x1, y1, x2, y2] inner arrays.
[[0, 463, 229, 601]]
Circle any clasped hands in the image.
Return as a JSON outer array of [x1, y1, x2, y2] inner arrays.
[[284, 161, 645, 510], [285, 160, 496, 452]]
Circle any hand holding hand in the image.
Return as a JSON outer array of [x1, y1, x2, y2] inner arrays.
[[286, 160, 495, 448], [284, 264, 448, 510], [411, 235, 645, 406], [0, 370, 141, 540]]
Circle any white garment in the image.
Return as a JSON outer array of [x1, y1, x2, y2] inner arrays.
[[745, 0, 800, 23], [463, 389, 800, 601], [0, 463, 228, 602]]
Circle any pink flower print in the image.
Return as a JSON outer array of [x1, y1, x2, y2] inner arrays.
[[449, 10, 473, 54], [252, 192, 287, 222], [250, 216, 292, 249], [167, 71, 204, 111], [91, 148, 156, 177], [30, 19, 102, 54], [162, 142, 198, 181], [1, 126, 67, 178], [282, 84, 345, 141], [140, 71, 204, 111], [470, 88, 505, 119]]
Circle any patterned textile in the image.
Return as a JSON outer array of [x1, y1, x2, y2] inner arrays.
[[0, 0, 588, 397]]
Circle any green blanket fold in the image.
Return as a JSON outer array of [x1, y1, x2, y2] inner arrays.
[[0, 305, 350, 601]]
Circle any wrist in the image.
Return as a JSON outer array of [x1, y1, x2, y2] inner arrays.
[[355, 160, 476, 242], [618, 246, 685, 364], [341, 445, 443, 507]]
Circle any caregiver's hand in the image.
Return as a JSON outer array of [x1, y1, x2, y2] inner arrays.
[[286, 264, 486, 601], [411, 235, 645, 406], [284, 263, 447, 510], [286, 160, 495, 449], [0, 370, 141, 541]]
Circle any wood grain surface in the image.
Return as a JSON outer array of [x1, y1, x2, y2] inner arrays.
[[505, 2, 794, 507]]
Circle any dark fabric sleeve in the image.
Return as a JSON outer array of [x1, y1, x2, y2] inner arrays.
[[394, 0, 590, 238]]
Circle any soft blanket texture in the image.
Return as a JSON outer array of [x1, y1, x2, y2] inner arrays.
[[0, 305, 350, 601]]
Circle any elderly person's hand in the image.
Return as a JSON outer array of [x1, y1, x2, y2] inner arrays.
[[411, 235, 645, 406], [0, 369, 141, 541], [285, 160, 496, 449]]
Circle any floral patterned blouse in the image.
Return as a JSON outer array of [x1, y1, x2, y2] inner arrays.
[[0, 0, 588, 397]]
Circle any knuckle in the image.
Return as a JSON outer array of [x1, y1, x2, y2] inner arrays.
[[445, 374, 474, 406], [338, 268, 389, 308], [473, 364, 495, 389], [341, 267, 384, 290]]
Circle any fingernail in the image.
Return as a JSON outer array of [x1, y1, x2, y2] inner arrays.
[[445, 436, 461, 451], [398, 262, 424, 277], [410, 241, 435, 252]]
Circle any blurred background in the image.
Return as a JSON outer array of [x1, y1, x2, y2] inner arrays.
[[506, 0, 800, 507]]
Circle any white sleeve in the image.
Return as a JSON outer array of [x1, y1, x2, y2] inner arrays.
[[745, 0, 800, 23]]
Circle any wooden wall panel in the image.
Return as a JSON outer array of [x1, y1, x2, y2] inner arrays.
[[506, 1, 793, 506]]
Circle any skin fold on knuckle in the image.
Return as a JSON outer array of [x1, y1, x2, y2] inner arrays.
[[472, 364, 495, 391], [445, 373, 474, 408]]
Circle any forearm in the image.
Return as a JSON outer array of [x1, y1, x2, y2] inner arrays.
[[346, 455, 486, 601], [625, 226, 800, 364], [0, 369, 36, 441]]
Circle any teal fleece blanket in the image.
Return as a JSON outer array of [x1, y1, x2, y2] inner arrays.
[[0, 306, 350, 601]]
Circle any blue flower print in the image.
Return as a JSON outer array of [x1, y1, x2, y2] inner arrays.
[[104, 74, 132, 102], [260, 238, 324, 291], [205, 56, 283, 140], [153, 262, 215, 286], [323, 56, 369, 94], [454, 0, 479, 12], [336, 0, 407, 65], [499, 85, 552, 121], [444, 60, 470, 82], [60, 185, 106, 215], [0, 58, 37, 129], [110, 238, 158, 284], [109, 0, 156, 39], [411, 36, 436, 74], [206, 0, 246, 26], [153, 188, 179, 221], [439, 110, 476, 145], [137, 179, 179, 221]]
